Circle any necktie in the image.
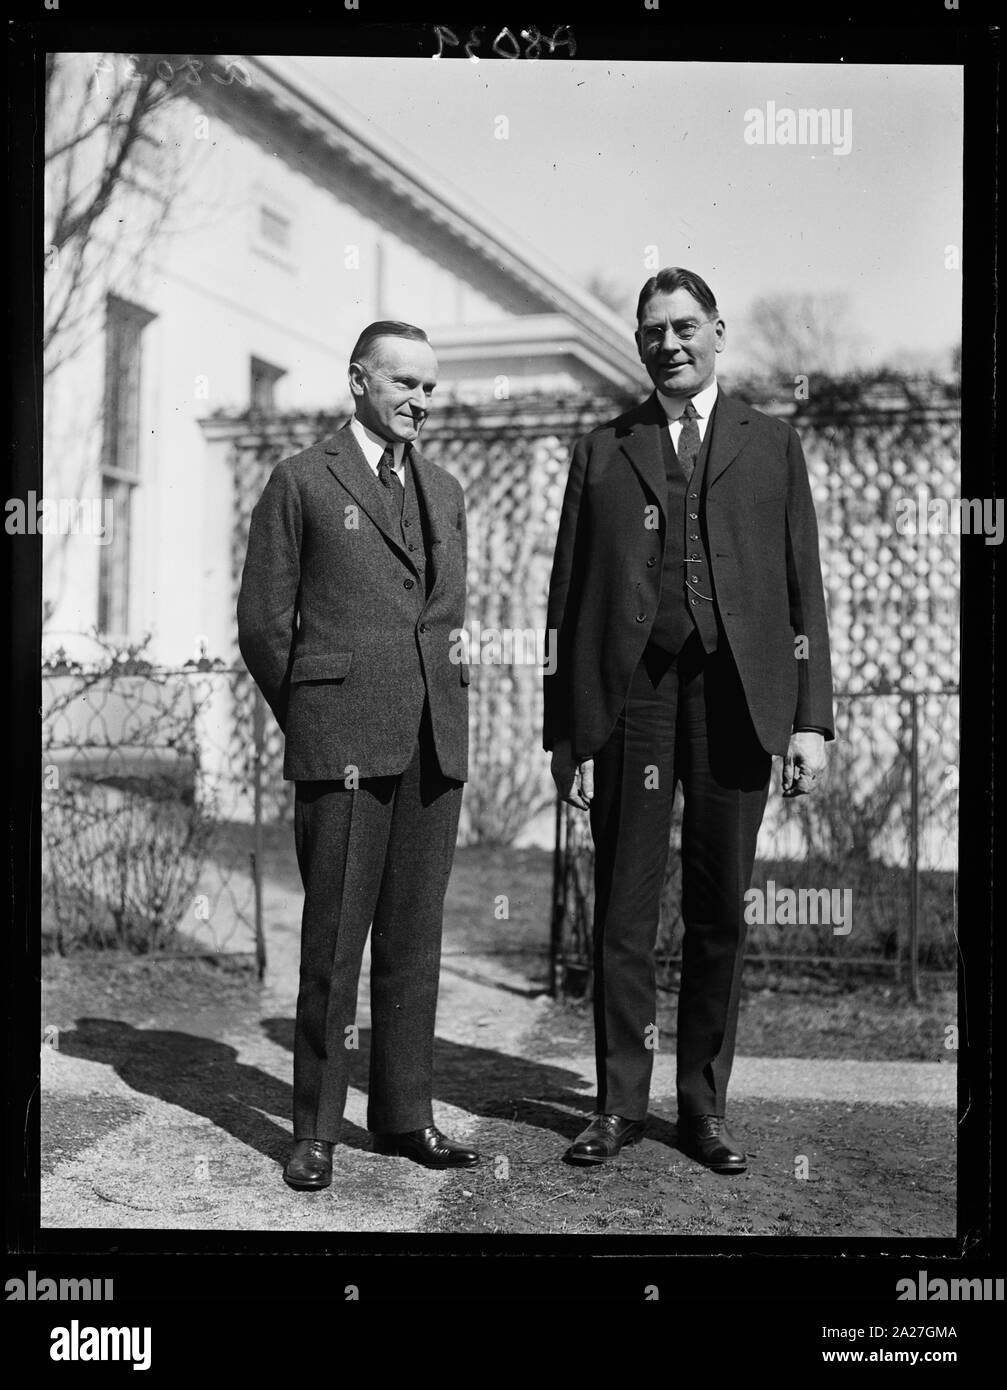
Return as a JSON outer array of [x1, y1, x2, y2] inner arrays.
[[676, 401, 701, 481], [377, 444, 405, 510]]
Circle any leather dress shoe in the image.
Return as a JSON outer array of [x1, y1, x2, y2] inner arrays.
[[678, 1115, 747, 1173], [373, 1125, 480, 1169], [566, 1113, 646, 1165], [283, 1139, 334, 1190]]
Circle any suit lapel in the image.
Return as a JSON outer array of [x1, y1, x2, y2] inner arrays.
[[324, 424, 414, 566], [407, 444, 448, 597], [618, 394, 669, 516], [704, 391, 753, 490]]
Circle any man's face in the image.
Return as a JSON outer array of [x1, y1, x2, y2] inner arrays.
[[349, 336, 439, 443], [635, 289, 726, 397]]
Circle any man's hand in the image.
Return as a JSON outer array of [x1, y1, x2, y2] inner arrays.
[[551, 739, 594, 811], [782, 731, 827, 797]]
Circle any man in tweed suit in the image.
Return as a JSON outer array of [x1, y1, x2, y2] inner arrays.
[[545, 269, 834, 1172], [238, 320, 479, 1190]]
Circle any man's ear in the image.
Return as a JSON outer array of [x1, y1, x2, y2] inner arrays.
[[348, 362, 365, 399], [633, 329, 646, 366], [714, 319, 727, 354]]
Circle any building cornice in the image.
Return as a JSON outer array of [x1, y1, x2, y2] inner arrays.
[[182, 53, 646, 394]]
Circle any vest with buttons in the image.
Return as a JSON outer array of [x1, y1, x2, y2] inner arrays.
[[384, 450, 433, 603], [647, 407, 720, 656]]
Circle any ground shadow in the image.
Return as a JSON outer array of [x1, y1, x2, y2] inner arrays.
[[260, 1018, 670, 1148], [55, 1017, 371, 1166], [57, 1016, 681, 1167]]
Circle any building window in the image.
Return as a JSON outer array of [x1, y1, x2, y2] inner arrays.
[[98, 295, 155, 635], [250, 356, 286, 415], [249, 187, 297, 271]]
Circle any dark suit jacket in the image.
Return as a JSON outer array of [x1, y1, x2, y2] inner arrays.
[[237, 422, 469, 782], [544, 390, 835, 760]]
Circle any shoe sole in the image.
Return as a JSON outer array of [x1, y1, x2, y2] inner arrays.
[[680, 1149, 747, 1174], [375, 1149, 479, 1168], [282, 1172, 332, 1191]]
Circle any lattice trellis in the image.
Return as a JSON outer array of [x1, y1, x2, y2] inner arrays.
[[548, 376, 961, 992], [228, 411, 343, 825], [220, 380, 961, 915], [809, 413, 961, 693], [224, 397, 635, 841]]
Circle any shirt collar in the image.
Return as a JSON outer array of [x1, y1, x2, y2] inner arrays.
[[349, 415, 405, 471], [656, 377, 719, 423]]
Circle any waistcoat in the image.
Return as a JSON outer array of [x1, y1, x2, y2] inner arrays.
[[647, 409, 719, 656]]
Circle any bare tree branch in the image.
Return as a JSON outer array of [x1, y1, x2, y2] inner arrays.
[[44, 52, 184, 369], [744, 290, 868, 377]]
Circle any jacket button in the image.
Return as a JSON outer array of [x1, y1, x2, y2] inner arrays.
[[419, 623, 428, 633], [689, 512, 698, 519], [646, 556, 657, 567], [691, 598, 698, 606], [403, 518, 412, 527], [404, 579, 415, 589], [636, 613, 647, 623]]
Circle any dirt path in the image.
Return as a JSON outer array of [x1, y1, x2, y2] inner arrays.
[[38, 846, 955, 1235], [41, 939, 954, 1235], [40, 860, 549, 1232]]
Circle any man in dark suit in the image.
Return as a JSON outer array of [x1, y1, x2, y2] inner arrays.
[[544, 268, 834, 1172], [238, 320, 479, 1190]]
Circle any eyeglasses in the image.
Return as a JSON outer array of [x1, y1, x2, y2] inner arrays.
[[638, 319, 711, 346]]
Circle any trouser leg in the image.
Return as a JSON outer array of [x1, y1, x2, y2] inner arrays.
[[292, 775, 393, 1142], [367, 716, 463, 1133], [589, 647, 680, 1120], [675, 644, 771, 1118]]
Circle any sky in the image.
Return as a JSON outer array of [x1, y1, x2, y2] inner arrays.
[[286, 56, 963, 373]]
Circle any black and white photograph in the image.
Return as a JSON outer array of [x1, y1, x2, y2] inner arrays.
[[6, 2, 1001, 1344]]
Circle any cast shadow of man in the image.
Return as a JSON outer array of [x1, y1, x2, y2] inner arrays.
[[53, 1018, 368, 1166], [259, 1018, 675, 1152], [56, 1017, 626, 1168]]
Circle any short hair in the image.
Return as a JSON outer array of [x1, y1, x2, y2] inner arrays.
[[635, 268, 718, 324], [349, 320, 429, 369]]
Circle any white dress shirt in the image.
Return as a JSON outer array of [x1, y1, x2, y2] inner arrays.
[[656, 378, 719, 451], [349, 415, 406, 485]]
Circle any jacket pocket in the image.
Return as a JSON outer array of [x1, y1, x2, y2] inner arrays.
[[290, 651, 353, 682]]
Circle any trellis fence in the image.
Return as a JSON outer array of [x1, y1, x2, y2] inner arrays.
[[42, 375, 959, 987], [41, 643, 266, 973], [218, 376, 960, 845], [552, 688, 959, 1003]]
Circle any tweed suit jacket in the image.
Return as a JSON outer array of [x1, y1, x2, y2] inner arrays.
[[237, 422, 469, 782], [544, 390, 835, 761]]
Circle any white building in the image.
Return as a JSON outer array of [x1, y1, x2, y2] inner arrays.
[[42, 51, 645, 666]]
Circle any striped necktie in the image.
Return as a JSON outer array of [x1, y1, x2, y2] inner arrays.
[[377, 444, 405, 511], [676, 400, 701, 481]]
